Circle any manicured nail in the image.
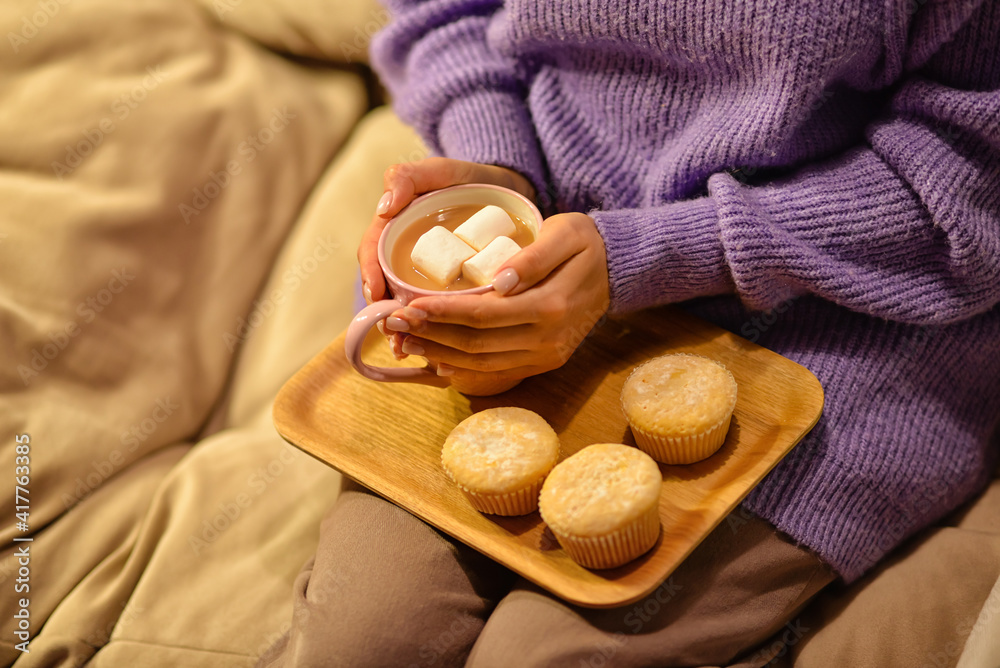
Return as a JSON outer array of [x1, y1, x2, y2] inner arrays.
[[390, 335, 407, 360], [376, 191, 393, 216], [363, 282, 373, 304], [403, 306, 428, 320], [436, 364, 455, 377], [493, 268, 519, 295], [401, 338, 424, 356], [386, 316, 409, 332]]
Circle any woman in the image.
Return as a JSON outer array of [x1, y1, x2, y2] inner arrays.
[[261, 0, 1000, 665]]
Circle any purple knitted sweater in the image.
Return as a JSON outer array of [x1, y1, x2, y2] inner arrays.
[[371, 0, 1000, 582]]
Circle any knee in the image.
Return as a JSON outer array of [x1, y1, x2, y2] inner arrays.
[[268, 489, 500, 667], [287, 593, 483, 668]]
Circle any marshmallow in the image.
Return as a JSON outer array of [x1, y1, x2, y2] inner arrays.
[[453, 205, 516, 251], [411, 226, 476, 287], [462, 236, 522, 286]]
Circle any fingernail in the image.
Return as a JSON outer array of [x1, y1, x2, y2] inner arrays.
[[363, 282, 373, 304], [386, 316, 409, 332], [403, 306, 428, 320], [376, 320, 386, 336], [493, 268, 519, 295], [376, 191, 393, 216], [401, 338, 424, 356], [436, 364, 455, 377], [391, 336, 407, 360]]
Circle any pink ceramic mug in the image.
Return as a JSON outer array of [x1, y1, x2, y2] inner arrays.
[[345, 184, 543, 388]]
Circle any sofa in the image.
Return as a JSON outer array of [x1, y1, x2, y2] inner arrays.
[[1, 1, 998, 666]]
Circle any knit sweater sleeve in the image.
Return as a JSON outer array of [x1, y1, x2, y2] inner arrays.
[[592, 3, 1000, 325], [370, 0, 547, 196]]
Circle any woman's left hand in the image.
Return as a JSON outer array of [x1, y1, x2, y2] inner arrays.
[[384, 212, 611, 388]]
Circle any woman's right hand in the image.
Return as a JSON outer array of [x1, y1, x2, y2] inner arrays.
[[358, 157, 536, 356]]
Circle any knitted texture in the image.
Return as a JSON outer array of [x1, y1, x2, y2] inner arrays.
[[371, 0, 1000, 582]]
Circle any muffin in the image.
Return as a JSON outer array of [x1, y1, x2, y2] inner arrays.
[[441, 407, 560, 516], [620, 353, 737, 464], [538, 443, 662, 569]]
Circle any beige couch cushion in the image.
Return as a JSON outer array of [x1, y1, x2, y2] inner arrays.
[[82, 107, 426, 668], [224, 107, 428, 429], [0, 0, 367, 663], [0, 103, 424, 665], [770, 467, 1000, 668], [194, 0, 387, 62]]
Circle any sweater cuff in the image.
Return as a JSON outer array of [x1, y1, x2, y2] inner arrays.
[[741, 448, 939, 584], [437, 89, 548, 203], [591, 197, 733, 314]]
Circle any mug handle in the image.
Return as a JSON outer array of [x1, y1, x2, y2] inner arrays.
[[344, 299, 451, 387]]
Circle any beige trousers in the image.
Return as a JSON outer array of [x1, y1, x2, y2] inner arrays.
[[258, 479, 833, 668]]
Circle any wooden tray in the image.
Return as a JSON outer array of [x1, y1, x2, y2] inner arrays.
[[273, 306, 823, 608]]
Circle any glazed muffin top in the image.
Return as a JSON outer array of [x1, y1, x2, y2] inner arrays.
[[620, 354, 737, 436], [441, 407, 560, 494], [539, 443, 661, 537]]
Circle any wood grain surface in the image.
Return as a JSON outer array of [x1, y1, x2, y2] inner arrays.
[[273, 306, 823, 608]]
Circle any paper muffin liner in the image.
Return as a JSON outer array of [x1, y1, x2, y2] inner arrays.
[[455, 477, 545, 516], [628, 414, 732, 465], [548, 505, 661, 570], [620, 353, 737, 465]]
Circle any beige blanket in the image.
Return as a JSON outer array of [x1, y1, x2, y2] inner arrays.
[[0, 0, 389, 664], [1, 1, 998, 666]]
